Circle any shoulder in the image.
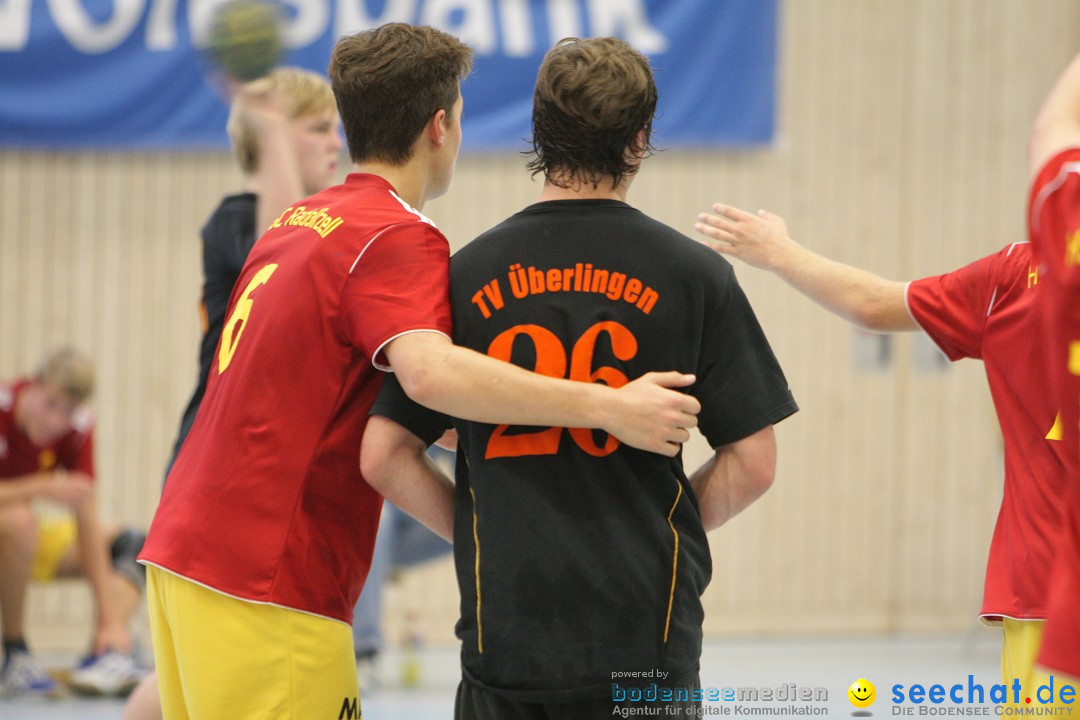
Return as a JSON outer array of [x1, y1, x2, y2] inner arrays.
[[201, 193, 256, 238], [629, 208, 737, 282], [1000, 240, 1034, 266], [206, 193, 257, 222], [982, 241, 1034, 283], [1032, 148, 1080, 200], [337, 181, 446, 244]]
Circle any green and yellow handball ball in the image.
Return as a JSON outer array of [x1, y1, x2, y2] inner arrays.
[[206, 0, 284, 81]]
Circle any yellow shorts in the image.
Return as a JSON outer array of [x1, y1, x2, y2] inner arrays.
[[1001, 618, 1079, 710], [30, 516, 76, 582], [145, 565, 361, 720], [1002, 618, 1044, 708]]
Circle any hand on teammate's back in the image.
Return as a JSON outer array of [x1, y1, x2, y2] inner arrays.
[[606, 371, 700, 457]]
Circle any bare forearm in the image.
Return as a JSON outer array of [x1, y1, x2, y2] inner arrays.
[[0, 474, 46, 505], [400, 342, 610, 429], [361, 417, 454, 542], [73, 504, 121, 626], [253, 133, 305, 234], [769, 243, 913, 332], [689, 455, 763, 531], [689, 426, 776, 532], [373, 459, 454, 543], [385, 332, 697, 457], [695, 206, 913, 332]]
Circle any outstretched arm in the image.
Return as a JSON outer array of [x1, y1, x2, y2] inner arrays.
[[695, 204, 916, 332], [1030, 50, 1080, 182], [689, 426, 777, 532], [383, 332, 701, 458]]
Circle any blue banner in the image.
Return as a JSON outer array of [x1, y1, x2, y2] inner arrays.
[[0, 0, 775, 150]]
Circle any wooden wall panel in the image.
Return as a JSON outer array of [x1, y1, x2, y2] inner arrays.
[[2, 0, 1077, 650]]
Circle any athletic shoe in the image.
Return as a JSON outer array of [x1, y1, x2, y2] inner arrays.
[[0, 649, 62, 698], [69, 650, 147, 697]]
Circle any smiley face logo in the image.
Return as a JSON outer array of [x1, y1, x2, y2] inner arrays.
[[848, 678, 876, 708]]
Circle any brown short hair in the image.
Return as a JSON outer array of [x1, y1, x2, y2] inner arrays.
[[329, 23, 473, 165], [228, 67, 337, 175], [36, 348, 94, 404], [527, 37, 657, 189]]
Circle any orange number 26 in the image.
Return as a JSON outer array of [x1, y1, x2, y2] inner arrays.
[[485, 321, 638, 459]]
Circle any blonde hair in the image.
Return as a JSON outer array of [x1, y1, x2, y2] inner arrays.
[[227, 67, 337, 174], [36, 348, 94, 404]]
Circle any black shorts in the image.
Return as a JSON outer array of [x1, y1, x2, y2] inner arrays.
[[455, 673, 703, 720]]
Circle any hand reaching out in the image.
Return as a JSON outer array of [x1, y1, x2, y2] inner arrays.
[[694, 204, 798, 271]]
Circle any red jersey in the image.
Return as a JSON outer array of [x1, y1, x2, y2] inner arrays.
[[1029, 148, 1080, 679], [1029, 148, 1080, 476], [0, 379, 94, 480], [906, 242, 1067, 622], [140, 174, 452, 624]]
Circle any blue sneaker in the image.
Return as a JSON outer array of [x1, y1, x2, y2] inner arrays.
[[0, 649, 61, 697]]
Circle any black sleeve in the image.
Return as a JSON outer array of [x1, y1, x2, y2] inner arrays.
[[694, 262, 798, 448], [370, 371, 452, 446], [226, 203, 258, 275], [200, 196, 258, 287]]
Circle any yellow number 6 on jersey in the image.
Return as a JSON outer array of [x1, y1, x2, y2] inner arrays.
[[218, 263, 278, 373]]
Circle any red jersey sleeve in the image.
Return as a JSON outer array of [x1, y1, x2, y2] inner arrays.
[[906, 251, 1004, 361], [341, 221, 453, 370]]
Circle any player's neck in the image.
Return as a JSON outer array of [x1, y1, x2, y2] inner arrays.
[[537, 176, 632, 203], [353, 160, 432, 211]]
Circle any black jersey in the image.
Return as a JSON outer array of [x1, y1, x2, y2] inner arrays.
[[372, 199, 797, 702], [167, 193, 258, 473]]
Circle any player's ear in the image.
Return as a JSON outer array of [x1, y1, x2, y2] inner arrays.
[[428, 108, 448, 147]]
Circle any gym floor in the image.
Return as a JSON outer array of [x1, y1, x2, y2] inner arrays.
[[2, 630, 1004, 719]]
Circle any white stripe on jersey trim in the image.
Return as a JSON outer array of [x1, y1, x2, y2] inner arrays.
[[139, 561, 352, 627], [371, 328, 452, 372], [1031, 160, 1080, 235], [978, 612, 1047, 627], [388, 190, 437, 227], [1005, 240, 1030, 256], [349, 225, 397, 275], [902, 280, 925, 334], [988, 241, 1030, 316], [985, 287, 999, 318]]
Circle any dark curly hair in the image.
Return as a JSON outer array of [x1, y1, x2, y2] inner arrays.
[[526, 37, 657, 189]]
